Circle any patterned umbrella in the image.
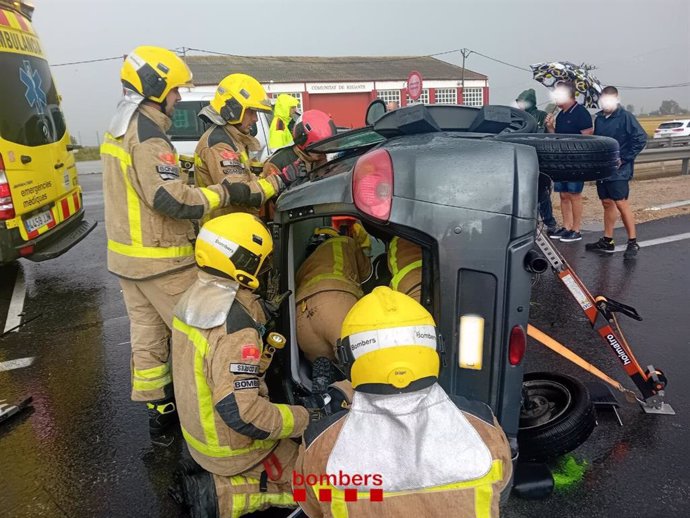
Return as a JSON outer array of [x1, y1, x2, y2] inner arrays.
[[531, 61, 603, 109]]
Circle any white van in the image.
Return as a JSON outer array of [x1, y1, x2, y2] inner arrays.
[[169, 87, 274, 163]]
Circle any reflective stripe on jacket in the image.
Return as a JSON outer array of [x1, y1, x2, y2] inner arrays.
[[171, 287, 309, 476], [101, 104, 225, 280], [295, 236, 372, 303], [388, 237, 422, 297]]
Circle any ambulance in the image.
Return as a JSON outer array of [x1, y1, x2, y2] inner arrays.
[[0, 1, 95, 265]]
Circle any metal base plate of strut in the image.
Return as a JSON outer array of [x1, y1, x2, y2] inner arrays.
[[639, 400, 676, 415]]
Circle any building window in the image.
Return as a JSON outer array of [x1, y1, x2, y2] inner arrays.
[[462, 88, 484, 107], [269, 92, 303, 108], [406, 89, 429, 105], [434, 88, 458, 105], [377, 89, 401, 107]]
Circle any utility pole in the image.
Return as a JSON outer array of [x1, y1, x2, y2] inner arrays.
[[460, 48, 474, 104]]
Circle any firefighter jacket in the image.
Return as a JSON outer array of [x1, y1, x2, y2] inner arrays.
[[295, 383, 513, 518], [101, 104, 230, 280], [388, 237, 422, 300], [295, 236, 372, 304], [194, 124, 284, 220], [269, 94, 299, 149], [171, 275, 310, 476]]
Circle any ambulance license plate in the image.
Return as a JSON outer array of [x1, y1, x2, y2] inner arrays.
[[25, 210, 53, 232]]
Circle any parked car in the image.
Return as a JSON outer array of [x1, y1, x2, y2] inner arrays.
[[653, 119, 690, 139], [0, 0, 96, 265], [263, 102, 620, 494]]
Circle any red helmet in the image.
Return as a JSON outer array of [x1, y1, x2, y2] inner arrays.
[[292, 110, 337, 150]]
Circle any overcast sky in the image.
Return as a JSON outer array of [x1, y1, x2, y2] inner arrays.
[[32, 0, 690, 145]]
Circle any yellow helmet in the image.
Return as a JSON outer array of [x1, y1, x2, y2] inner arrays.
[[120, 46, 193, 103], [337, 287, 440, 393], [210, 73, 272, 124], [195, 213, 273, 290]]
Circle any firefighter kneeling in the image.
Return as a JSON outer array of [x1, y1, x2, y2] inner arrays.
[[295, 287, 513, 518], [171, 213, 310, 518]]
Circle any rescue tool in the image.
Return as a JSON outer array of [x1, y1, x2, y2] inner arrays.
[[531, 228, 674, 415]]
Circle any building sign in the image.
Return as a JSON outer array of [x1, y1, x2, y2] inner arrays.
[[306, 82, 374, 94]]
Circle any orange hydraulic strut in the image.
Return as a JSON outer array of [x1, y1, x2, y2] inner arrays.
[[533, 230, 674, 414]]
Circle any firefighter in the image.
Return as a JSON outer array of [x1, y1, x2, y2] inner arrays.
[[295, 287, 513, 518], [264, 109, 337, 179], [295, 227, 372, 362], [172, 213, 311, 518], [101, 46, 244, 443], [268, 93, 300, 149], [388, 236, 422, 302], [194, 74, 298, 220]]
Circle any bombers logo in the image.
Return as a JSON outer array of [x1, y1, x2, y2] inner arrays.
[[415, 329, 436, 342], [234, 378, 260, 391], [606, 334, 631, 366], [349, 337, 376, 352]]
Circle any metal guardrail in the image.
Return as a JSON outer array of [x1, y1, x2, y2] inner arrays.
[[645, 136, 690, 149], [637, 142, 690, 175]]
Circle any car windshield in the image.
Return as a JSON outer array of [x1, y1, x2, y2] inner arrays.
[[658, 122, 683, 129], [169, 101, 210, 141], [307, 126, 385, 153], [0, 53, 66, 147]]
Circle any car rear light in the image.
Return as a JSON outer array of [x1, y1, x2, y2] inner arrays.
[[458, 314, 485, 370], [654, 129, 662, 132], [0, 154, 16, 220], [19, 245, 34, 256], [352, 148, 393, 221], [509, 325, 526, 366], [672, 128, 684, 132]]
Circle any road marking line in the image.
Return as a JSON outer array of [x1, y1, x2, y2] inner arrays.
[[645, 200, 690, 211], [0, 357, 34, 372], [614, 232, 690, 252], [3, 269, 26, 333]]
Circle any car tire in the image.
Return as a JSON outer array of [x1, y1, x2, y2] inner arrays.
[[495, 134, 620, 182], [518, 372, 597, 462]]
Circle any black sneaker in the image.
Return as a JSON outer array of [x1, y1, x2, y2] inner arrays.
[[548, 227, 567, 240], [147, 398, 177, 446], [585, 237, 615, 253], [624, 241, 640, 259], [560, 230, 582, 243]]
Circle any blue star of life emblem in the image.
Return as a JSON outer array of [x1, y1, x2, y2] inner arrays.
[[19, 60, 47, 115]]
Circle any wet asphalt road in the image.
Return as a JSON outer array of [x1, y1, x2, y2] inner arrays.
[[1, 170, 689, 517]]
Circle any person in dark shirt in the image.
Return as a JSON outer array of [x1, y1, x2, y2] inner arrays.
[[545, 82, 594, 243], [586, 86, 647, 258]]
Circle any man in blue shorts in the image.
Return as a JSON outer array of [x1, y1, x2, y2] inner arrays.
[[545, 82, 593, 243], [586, 86, 647, 258]]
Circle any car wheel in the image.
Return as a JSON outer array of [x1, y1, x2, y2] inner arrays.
[[495, 134, 620, 182], [518, 372, 597, 462]]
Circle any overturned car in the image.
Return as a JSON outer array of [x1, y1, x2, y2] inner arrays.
[[263, 103, 621, 491]]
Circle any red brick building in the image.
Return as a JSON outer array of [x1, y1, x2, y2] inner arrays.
[[185, 55, 489, 128]]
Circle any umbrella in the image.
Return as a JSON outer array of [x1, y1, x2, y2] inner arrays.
[[531, 61, 603, 109]]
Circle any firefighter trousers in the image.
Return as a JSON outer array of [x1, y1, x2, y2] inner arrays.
[[295, 291, 359, 362], [119, 267, 197, 402], [212, 439, 299, 517]]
